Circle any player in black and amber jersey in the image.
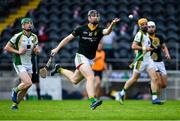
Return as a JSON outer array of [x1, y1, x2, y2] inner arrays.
[[50, 10, 119, 110], [148, 21, 171, 100]]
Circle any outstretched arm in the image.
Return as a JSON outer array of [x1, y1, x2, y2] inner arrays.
[[51, 34, 75, 56], [102, 18, 120, 35]]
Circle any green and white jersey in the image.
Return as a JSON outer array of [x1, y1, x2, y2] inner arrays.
[[9, 31, 38, 66], [134, 30, 151, 61]]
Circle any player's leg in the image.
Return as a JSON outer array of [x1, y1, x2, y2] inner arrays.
[[147, 68, 163, 104], [159, 62, 168, 88], [79, 64, 102, 110], [95, 76, 101, 97], [93, 71, 103, 98], [51, 64, 84, 84], [79, 64, 95, 98], [155, 71, 162, 96], [117, 60, 143, 104], [31, 73, 41, 100], [61, 68, 84, 84], [94, 74, 101, 98], [160, 74, 167, 88], [158, 62, 168, 100], [16, 73, 32, 103], [117, 71, 140, 104], [11, 72, 32, 109], [35, 82, 41, 100], [12, 65, 32, 102]]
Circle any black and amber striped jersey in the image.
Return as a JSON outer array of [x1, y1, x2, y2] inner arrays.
[[149, 34, 164, 62], [72, 25, 104, 59]]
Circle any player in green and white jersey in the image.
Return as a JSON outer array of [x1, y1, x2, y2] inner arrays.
[[4, 17, 40, 110]]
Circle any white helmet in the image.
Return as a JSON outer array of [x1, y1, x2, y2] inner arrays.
[[148, 21, 156, 27]]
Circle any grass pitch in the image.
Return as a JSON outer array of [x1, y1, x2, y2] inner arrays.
[[0, 100, 180, 120]]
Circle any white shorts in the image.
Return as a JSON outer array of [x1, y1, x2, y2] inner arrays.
[[133, 59, 156, 73], [75, 53, 94, 69], [13, 63, 33, 74], [153, 61, 167, 75]]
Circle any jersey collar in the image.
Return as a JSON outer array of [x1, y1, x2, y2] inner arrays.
[[88, 23, 98, 31], [149, 33, 156, 39]]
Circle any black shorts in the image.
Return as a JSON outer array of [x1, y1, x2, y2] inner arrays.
[[32, 73, 39, 83], [94, 70, 103, 80]]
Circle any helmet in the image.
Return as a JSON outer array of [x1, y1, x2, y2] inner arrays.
[[148, 21, 156, 27], [88, 10, 100, 17], [21, 17, 32, 24], [138, 18, 148, 26]]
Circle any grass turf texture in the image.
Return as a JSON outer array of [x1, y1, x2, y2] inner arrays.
[[0, 100, 180, 120]]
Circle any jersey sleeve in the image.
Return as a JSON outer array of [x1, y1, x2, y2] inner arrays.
[[134, 32, 142, 44], [72, 26, 81, 37], [9, 34, 18, 45]]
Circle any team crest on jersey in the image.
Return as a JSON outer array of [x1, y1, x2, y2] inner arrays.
[[89, 32, 93, 36], [151, 52, 158, 61], [152, 37, 160, 48]]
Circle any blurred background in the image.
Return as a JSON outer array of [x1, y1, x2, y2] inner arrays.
[[0, 0, 179, 100]]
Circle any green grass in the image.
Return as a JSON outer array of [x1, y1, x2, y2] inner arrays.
[[0, 100, 180, 120]]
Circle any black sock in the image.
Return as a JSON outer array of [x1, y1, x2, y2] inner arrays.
[[36, 88, 41, 100]]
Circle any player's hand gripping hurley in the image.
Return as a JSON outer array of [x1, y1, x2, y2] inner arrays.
[[129, 46, 155, 69], [39, 55, 53, 78]]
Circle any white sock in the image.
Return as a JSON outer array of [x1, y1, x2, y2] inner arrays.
[[152, 95, 158, 100], [120, 89, 125, 96]]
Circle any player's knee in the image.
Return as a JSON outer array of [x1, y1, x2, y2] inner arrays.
[[161, 82, 167, 88], [152, 75, 158, 82], [96, 80, 101, 85], [86, 75, 94, 81], [25, 81, 32, 88]]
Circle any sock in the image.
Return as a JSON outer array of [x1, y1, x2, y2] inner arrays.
[[120, 88, 126, 96], [57, 68, 63, 73], [148, 81, 152, 95], [89, 97, 97, 103], [12, 102, 18, 106], [152, 92, 158, 100], [36, 88, 41, 100]]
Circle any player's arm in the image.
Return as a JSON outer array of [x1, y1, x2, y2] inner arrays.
[[102, 18, 120, 35], [131, 41, 153, 52], [4, 42, 26, 55], [51, 34, 75, 56], [161, 43, 171, 60]]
